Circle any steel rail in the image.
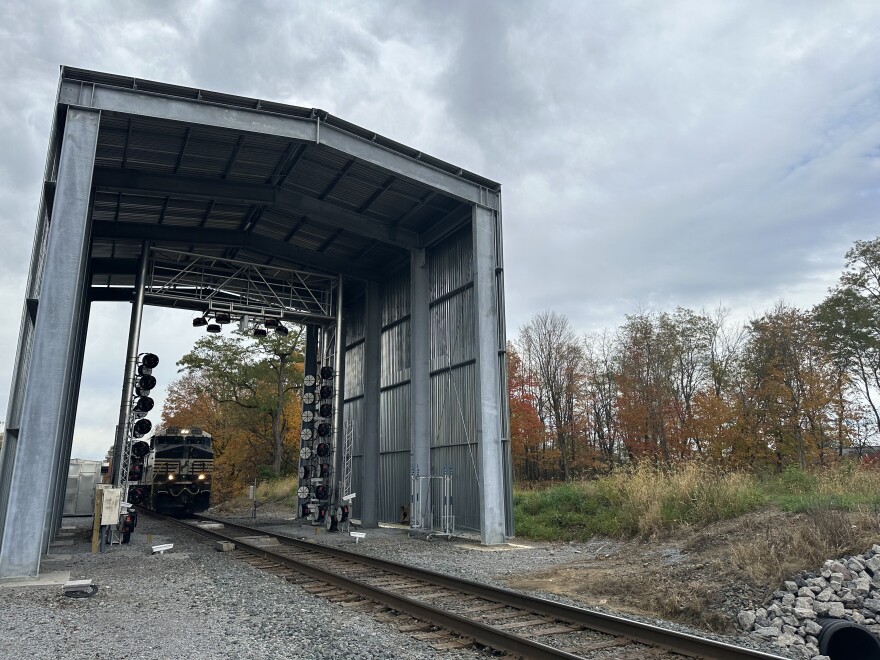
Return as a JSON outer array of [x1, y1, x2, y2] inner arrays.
[[143, 509, 584, 660], [193, 514, 786, 660]]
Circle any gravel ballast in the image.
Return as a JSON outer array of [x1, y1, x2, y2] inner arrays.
[[1, 511, 813, 660], [0, 516, 484, 660]]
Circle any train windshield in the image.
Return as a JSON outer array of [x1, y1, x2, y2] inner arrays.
[[152, 434, 213, 458]]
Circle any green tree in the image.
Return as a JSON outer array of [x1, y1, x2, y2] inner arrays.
[[176, 326, 305, 476], [815, 237, 880, 439]]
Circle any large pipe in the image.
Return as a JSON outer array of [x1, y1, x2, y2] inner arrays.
[[818, 617, 880, 659]]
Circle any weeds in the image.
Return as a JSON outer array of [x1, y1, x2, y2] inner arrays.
[[514, 462, 880, 542]]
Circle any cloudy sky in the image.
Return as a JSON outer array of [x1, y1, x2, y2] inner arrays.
[[1, 0, 878, 460]]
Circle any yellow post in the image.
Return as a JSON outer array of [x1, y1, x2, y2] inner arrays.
[[90, 487, 104, 553]]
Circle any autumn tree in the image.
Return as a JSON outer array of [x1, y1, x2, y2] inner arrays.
[[517, 311, 588, 480], [507, 344, 546, 480], [740, 303, 846, 467], [173, 326, 305, 477]]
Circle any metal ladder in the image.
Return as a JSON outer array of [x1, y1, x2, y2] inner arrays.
[[340, 419, 354, 529]]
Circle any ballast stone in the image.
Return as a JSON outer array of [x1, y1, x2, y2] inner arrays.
[[740, 544, 880, 660]]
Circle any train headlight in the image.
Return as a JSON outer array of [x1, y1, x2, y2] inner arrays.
[[198, 474, 206, 481], [167, 474, 175, 481]]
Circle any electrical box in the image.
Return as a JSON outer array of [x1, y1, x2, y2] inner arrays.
[[97, 486, 122, 525]]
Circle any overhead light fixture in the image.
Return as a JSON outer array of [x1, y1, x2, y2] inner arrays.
[[275, 324, 289, 336], [264, 318, 279, 328], [192, 316, 208, 327], [207, 324, 222, 333], [253, 327, 267, 337], [215, 312, 231, 324]]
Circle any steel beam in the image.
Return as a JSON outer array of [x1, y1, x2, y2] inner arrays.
[[360, 281, 381, 527], [472, 205, 506, 545], [92, 167, 274, 205], [409, 249, 431, 530], [90, 221, 378, 281], [91, 168, 419, 249], [0, 107, 100, 577], [60, 80, 499, 209]]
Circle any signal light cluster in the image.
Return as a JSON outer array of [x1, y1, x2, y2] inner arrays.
[[130, 353, 159, 439], [192, 312, 290, 337], [126, 353, 159, 511], [297, 361, 337, 528]]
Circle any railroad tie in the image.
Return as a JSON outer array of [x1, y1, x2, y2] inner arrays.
[[411, 631, 452, 641], [431, 638, 473, 651], [479, 609, 528, 622], [561, 639, 632, 654], [494, 618, 555, 631], [397, 623, 433, 633], [526, 625, 581, 637]]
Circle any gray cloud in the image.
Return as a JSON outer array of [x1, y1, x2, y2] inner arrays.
[[1, 0, 879, 458]]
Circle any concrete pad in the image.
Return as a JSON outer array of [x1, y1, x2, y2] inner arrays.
[[237, 535, 280, 547], [42, 554, 72, 562], [0, 571, 70, 587], [454, 543, 536, 552], [50, 539, 74, 547]]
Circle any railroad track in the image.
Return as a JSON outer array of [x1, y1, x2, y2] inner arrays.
[[141, 509, 786, 660]]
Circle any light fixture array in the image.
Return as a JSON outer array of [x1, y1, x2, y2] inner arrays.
[[192, 312, 289, 337]]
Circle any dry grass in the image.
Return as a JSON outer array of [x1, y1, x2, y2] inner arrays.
[[256, 475, 298, 502], [599, 462, 764, 537], [731, 508, 880, 585]]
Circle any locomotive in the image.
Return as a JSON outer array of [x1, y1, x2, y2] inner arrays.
[[127, 426, 213, 515]]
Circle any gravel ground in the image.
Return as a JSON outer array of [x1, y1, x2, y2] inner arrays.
[[0, 516, 486, 660], [0, 512, 796, 659]]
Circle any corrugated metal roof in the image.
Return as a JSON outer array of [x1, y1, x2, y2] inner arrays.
[[71, 67, 491, 300]]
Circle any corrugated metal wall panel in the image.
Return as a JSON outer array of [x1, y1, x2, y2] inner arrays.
[[379, 450, 410, 522], [430, 444, 481, 532], [429, 229, 473, 300], [381, 267, 410, 326], [344, 342, 365, 400], [380, 384, 411, 453], [346, 298, 365, 345], [380, 320, 410, 387], [430, 362, 477, 448], [425, 226, 482, 533], [430, 286, 475, 371]]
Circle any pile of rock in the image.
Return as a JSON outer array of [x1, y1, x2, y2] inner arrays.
[[738, 545, 880, 659]]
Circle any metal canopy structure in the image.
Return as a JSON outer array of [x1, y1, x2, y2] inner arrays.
[[0, 67, 512, 578]]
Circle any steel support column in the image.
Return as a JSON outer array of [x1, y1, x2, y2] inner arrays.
[[360, 281, 382, 527], [0, 107, 100, 577], [111, 242, 150, 486], [331, 277, 346, 514], [305, 325, 318, 382], [472, 205, 506, 545], [49, 291, 92, 542], [410, 249, 431, 529]]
